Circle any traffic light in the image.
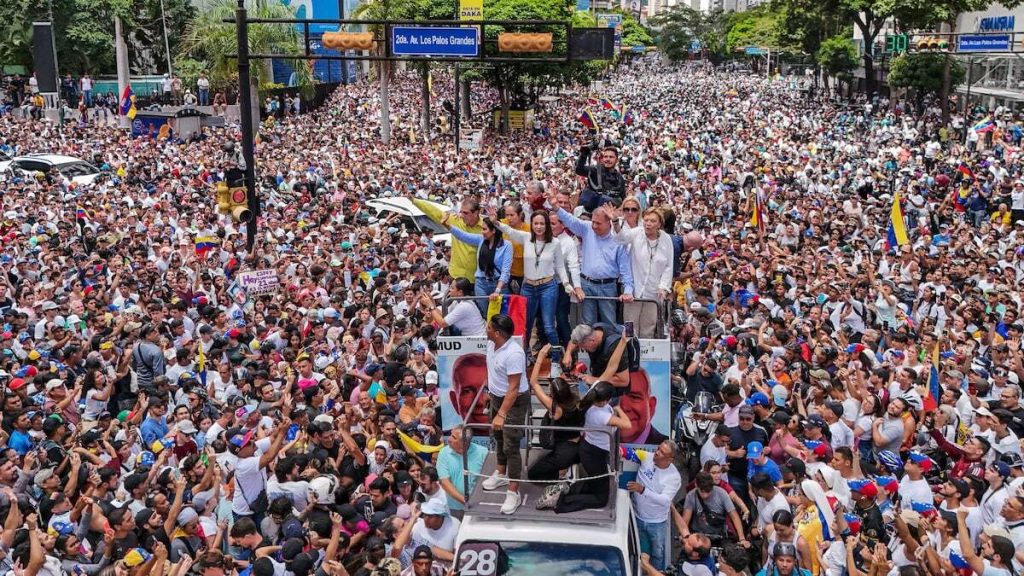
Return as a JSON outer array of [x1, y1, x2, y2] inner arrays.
[[915, 36, 948, 51], [497, 32, 553, 53], [884, 33, 907, 54], [217, 168, 252, 223], [321, 32, 375, 51]]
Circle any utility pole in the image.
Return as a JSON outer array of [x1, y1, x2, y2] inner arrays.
[[114, 16, 131, 129], [160, 0, 174, 77], [235, 0, 259, 253]]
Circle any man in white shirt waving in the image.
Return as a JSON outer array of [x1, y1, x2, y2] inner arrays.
[[626, 440, 682, 571]]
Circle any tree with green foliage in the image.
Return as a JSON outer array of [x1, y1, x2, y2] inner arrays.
[[776, 0, 844, 88], [0, 0, 192, 74], [816, 33, 857, 95], [835, 0, 896, 98], [725, 5, 791, 55], [650, 5, 729, 62], [887, 52, 965, 115]]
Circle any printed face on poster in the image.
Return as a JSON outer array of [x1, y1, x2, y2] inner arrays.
[[621, 338, 671, 447], [437, 337, 492, 431]]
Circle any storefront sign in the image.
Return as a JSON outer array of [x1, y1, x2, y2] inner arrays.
[[979, 16, 1015, 32]]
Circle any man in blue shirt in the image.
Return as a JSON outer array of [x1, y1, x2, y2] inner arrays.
[[7, 410, 33, 455], [746, 441, 782, 486], [553, 205, 634, 326], [140, 398, 169, 450], [436, 426, 487, 513]]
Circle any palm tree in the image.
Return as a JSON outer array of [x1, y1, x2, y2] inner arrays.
[[352, 0, 421, 145], [179, 0, 312, 128]]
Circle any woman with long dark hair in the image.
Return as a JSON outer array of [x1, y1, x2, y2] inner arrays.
[[555, 381, 631, 513], [528, 344, 583, 508], [443, 212, 512, 315], [496, 209, 569, 347]]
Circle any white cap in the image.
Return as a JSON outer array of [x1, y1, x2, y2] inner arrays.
[[425, 370, 439, 385]]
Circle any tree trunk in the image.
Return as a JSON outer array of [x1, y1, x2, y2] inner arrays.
[[379, 61, 391, 144], [863, 52, 876, 99], [420, 68, 431, 140], [500, 84, 510, 134], [460, 78, 471, 118]]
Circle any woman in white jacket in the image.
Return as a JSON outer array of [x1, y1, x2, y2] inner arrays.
[[609, 206, 674, 338]]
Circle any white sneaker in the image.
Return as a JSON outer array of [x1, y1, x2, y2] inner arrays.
[[481, 472, 509, 491], [500, 490, 522, 515]]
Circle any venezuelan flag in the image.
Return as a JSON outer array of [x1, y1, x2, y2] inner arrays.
[[886, 191, 909, 248], [197, 339, 207, 388], [621, 104, 636, 126], [971, 115, 995, 134], [924, 342, 940, 411], [578, 108, 599, 132], [398, 430, 443, 462], [194, 236, 220, 256], [120, 85, 136, 120], [75, 206, 87, 221], [749, 192, 765, 234], [485, 294, 527, 336], [599, 97, 615, 110], [586, 96, 601, 107]]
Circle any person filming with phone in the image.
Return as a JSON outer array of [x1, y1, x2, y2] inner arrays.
[[576, 138, 627, 213]]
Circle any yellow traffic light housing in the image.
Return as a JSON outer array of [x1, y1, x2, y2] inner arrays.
[[497, 32, 553, 53], [215, 181, 231, 213], [322, 32, 375, 51], [228, 186, 252, 223]]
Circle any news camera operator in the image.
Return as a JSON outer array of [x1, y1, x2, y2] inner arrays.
[[576, 137, 627, 213]]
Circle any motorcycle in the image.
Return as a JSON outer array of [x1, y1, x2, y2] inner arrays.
[[674, 390, 721, 480]]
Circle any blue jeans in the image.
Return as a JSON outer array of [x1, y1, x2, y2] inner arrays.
[[82, 90, 91, 106], [522, 278, 559, 347], [581, 278, 618, 326], [637, 518, 670, 571], [199, 89, 210, 106], [556, 286, 572, 346], [474, 277, 507, 316]]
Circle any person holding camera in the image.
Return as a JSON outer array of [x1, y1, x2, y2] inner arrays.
[[576, 140, 627, 213]]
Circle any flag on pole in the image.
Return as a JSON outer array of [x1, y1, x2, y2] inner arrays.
[[586, 96, 601, 107], [197, 339, 207, 388], [120, 85, 136, 120], [194, 236, 220, 256], [956, 163, 975, 180], [924, 341, 940, 411], [578, 108, 599, 132], [75, 206, 87, 221], [750, 192, 766, 234], [621, 104, 636, 125], [599, 97, 615, 110], [886, 191, 910, 249], [971, 115, 995, 134]]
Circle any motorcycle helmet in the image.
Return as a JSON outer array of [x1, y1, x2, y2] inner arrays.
[[309, 475, 338, 504], [876, 450, 904, 474]]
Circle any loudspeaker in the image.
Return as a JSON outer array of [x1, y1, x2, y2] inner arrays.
[[32, 22, 59, 93], [569, 28, 615, 61]]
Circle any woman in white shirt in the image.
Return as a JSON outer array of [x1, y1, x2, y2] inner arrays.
[[556, 381, 631, 513], [497, 210, 570, 348], [611, 207, 674, 338]]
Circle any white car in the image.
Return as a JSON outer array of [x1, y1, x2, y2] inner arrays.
[[3, 154, 102, 186], [364, 196, 452, 245]]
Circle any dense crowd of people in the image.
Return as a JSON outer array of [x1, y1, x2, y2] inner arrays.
[[0, 54, 1023, 576]]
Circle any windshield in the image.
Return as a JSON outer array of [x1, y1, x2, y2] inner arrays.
[[414, 214, 449, 234], [57, 161, 99, 177], [458, 541, 626, 576]]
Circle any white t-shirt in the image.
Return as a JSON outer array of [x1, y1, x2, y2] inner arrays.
[[486, 338, 528, 396], [700, 437, 727, 467], [756, 491, 791, 530], [829, 420, 855, 449], [410, 515, 460, 553], [632, 453, 682, 523], [231, 438, 272, 515], [444, 300, 486, 337], [585, 405, 614, 451], [83, 389, 108, 420], [898, 477, 933, 509]]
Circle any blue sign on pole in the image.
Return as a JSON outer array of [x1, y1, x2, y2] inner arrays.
[[391, 26, 479, 57], [745, 46, 765, 55], [958, 34, 1011, 52], [690, 39, 701, 52]]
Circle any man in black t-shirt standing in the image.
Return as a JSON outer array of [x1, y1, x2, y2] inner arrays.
[[725, 405, 768, 504]]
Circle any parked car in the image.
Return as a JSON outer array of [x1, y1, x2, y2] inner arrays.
[[3, 154, 102, 186]]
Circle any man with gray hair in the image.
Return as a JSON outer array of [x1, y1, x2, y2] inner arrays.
[[551, 187, 634, 326], [564, 323, 630, 389], [523, 180, 547, 219], [625, 440, 680, 571]]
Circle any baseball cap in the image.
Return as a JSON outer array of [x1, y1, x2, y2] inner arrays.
[[1000, 452, 1024, 469], [746, 441, 764, 459], [228, 428, 255, 449], [802, 414, 826, 429], [992, 461, 1012, 478], [420, 499, 448, 516], [738, 404, 755, 417], [412, 545, 433, 561], [746, 392, 770, 408], [848, 478, 879, 498], [907, 451, 934, 472], [424, 370, 439, 385]]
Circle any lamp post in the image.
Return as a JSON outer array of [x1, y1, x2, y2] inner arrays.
[[235, 0, 259, 253]]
